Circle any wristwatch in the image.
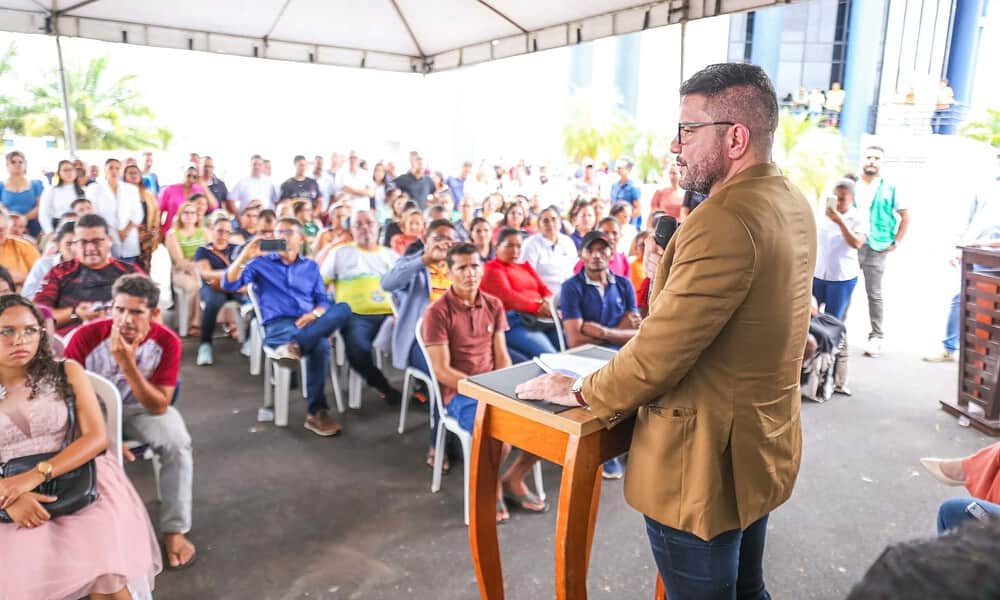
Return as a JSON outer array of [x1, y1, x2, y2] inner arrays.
[[70, 305, 80, 322], [35, 461, 54, 482], [571, 376, 587, 406], [311, 308, 323, 319]]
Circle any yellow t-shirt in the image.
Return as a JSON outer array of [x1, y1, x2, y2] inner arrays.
[[0, 237, 40, 279], [322, 244, 396, 315]]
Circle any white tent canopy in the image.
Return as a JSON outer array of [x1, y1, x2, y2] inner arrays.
[[1, 0, 787, 73]]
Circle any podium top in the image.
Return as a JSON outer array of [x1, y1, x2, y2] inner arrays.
[[458, 345, 617, 437]]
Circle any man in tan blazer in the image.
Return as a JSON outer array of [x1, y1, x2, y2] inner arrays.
[[517, 62, 816, 599]]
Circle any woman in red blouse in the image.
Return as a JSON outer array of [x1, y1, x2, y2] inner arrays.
[[480, 228, 560, 360]]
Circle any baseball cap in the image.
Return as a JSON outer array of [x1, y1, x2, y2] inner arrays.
[[580, 230, 610, 251]]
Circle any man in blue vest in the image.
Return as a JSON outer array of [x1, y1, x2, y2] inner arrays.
[[855, 146, 909, 357]]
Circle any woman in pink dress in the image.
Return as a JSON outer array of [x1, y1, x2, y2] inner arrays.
[[0, 295, 161, 599]]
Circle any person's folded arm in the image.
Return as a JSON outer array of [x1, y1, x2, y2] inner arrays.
[[582, 208, 756, 425], [426, 344, 468, 390], [563, 317, 603, 348], [480, 264, 543, 313], [380, 251, 425, 292]]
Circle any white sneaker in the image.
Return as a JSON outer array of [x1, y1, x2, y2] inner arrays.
[[196, 343, 213, 366], [272, 343, 300, 364], [863, 337, 883, 357], [923, 349, 956, 363]]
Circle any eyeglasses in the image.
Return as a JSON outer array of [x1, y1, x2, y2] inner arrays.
[[0, 325, 41, 341], [676, 121, 736, 145], [276, 228, 296, 236], [72, 237, 107, 247]]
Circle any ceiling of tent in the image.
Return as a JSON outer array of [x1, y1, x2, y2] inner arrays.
[[0, 0, 790, 73]]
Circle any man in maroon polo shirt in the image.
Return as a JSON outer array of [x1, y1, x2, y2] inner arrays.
[[422, 242, 546, 523]]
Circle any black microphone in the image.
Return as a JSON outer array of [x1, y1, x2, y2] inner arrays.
[[654, 215, 678, 249]]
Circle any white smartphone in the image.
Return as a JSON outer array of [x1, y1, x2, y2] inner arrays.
[[825, 196, 838, 211]]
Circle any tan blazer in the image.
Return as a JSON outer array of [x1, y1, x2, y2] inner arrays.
[[583, 163, 817, 541]]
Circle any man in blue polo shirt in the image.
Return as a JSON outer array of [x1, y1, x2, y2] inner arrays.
[[560, 230, 640, 479], [224, 216, 351, 436], [610, 157, 642, 228]]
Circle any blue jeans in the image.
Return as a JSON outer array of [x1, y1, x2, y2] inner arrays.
[[264, 303, 351, 415], [645, 514, 771, 600], [343, 313, 391, 392], [447, 393, 478, 433], [944, 291, 961, 352], [937, 497, 1000, 534], [199, 286, 245, 345], [812, 277, 857, 322], [505, 311, 559, 359]]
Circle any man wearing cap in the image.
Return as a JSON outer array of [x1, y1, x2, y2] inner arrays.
[[610, 157, 642, 228], [560, 229, 640, 480]]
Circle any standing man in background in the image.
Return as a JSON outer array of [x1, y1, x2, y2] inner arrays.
[[517, 62, 816, 599], [854, 145, 909, 357]]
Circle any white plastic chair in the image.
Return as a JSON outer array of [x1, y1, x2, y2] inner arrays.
[[341, 316, 394, 412], [393, 295, 432, 434], [548, 297, 567, 352], [248, 286, 342, 426], [90, 371, 162, 498], [417, 318, 545, 525]]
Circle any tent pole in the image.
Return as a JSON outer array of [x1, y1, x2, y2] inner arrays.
[[679, 20, 686, 86], [54, 35, 77, 157]]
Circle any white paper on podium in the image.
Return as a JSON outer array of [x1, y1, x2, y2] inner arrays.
[[533, 353, 610, 378]]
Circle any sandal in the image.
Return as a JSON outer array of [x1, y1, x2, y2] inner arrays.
[[502, 485, 549, 514], [426, 449, 451, 474], [496, 498, 510, 524], [163, 540, 198, 571]]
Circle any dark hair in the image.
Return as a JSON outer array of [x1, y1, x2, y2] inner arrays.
[[112, 274, 160, 309], [0, 265, 15, 293], [503, 203, 526, 228], [104, 157, 120, 166], [54, 219, 76, 243], [426, 218, 456, 234], [0, 295, 63, 400], [446, 242, 479, 267], [569, 198, 593, 222], [292, 200, 310, 215], [609, 201, 631, 217], [470, 216, 490, 231], [847, 519, 1000, 600], [293, 155, 306, 163], [496, 227, 522, 246], [427, 205, 449, 219], [843, 172, 859, 182], [538, 205, 561, 221], [71, 197, 92, 209], [76, 213, 110, 234], [251, 154, 262, 161], [864, 145, 886, 155], [598, 216, 618, 228], [55, 159, 87, 198], [277, 217, 302, 230], [258, 209, 277, 222], [122, 164, 147, 193], [679, 62, 779, 151], [189, 193, 206, 203]]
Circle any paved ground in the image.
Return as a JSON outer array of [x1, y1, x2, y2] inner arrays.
[[140, 143, 997, 599]]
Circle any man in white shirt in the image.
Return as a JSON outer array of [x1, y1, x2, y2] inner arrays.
[[338, 150, 373, 214], [313, 155, 335, 210], [86, 158, 143, 261], [229, 155, 278, 212], [320, 210, 400, 403]]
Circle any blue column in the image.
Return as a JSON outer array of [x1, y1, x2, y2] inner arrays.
[[750, 7, 783, 83], [570, 43, 594, 92], [943, 0, 988, 134], [614, 32, 641, 118], [840, 0, 888, 165]]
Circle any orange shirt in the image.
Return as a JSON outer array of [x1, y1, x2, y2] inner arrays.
[[0, 236, 40, 278]]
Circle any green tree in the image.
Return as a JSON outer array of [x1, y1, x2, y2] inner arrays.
[[962, 109, 1000, 149], [774, 110, 846, 204], [24, 55, 169, 150], [0, 43, 28, 133]]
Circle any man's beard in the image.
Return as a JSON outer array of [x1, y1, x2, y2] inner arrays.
[[863, 166, 879, 176], [678, 153, 724, 196]]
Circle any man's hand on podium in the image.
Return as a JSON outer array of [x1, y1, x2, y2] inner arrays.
[[515, 373, 577, 407]]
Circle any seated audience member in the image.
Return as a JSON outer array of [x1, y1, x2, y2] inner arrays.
[[320, 210, 400, 403], [469, 216, 495, 262], [560, 230, 640, 480], [381, 218, 457, 468], [0, 207, 40, 286], [521, 206, 577, 296], [846, 519, 1000, 600], [223, 217, 351, 437], [427, 205, 450, 223], [568, 198, 597, 249], [610, 201, 637, 254], [22, 219, 76, 300], [314, 203, 354, 264], [589, 195, 609, 221], [194, 214, 244, 366], [71, 197, 94, 217], [63, 274, 195, 570], [380, 192, 411, 247], [293, 200, 322, 252], [480, 228, 558, 360], [8, 213, 35, 245], [33, 214, 142, 335], [231, 203, 260, 245], [253, 209, 278, 242], [922, 441, 1000, 533], [390, 208, 426, 255], [0, 294, 161, 598], [479, 193, 505, 227], [423, 243, 547, 522], [164, 200, 207, 336], [493, 202, 533, 240]]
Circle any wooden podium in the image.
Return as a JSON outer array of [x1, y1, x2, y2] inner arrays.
[[940, 246, 1000, 435], [458, 346, 666, 600]]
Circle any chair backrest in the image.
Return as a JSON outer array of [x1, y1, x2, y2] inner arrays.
[[548, 297, 567, 352], [88, 371, 123, 466], [246, 284, 265, 335], [414, 317, 448, 418]]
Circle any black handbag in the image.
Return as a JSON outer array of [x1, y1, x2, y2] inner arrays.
[[0, 362, 99, 522], [518, 311, 557, 333]]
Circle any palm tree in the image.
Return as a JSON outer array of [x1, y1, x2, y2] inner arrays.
[[24, 55, 168, 150], [0, 43, 28, 134], [962, 109, 1000, 149]]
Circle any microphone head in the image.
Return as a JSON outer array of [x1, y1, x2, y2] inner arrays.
[[654, 215, 678, 248]]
